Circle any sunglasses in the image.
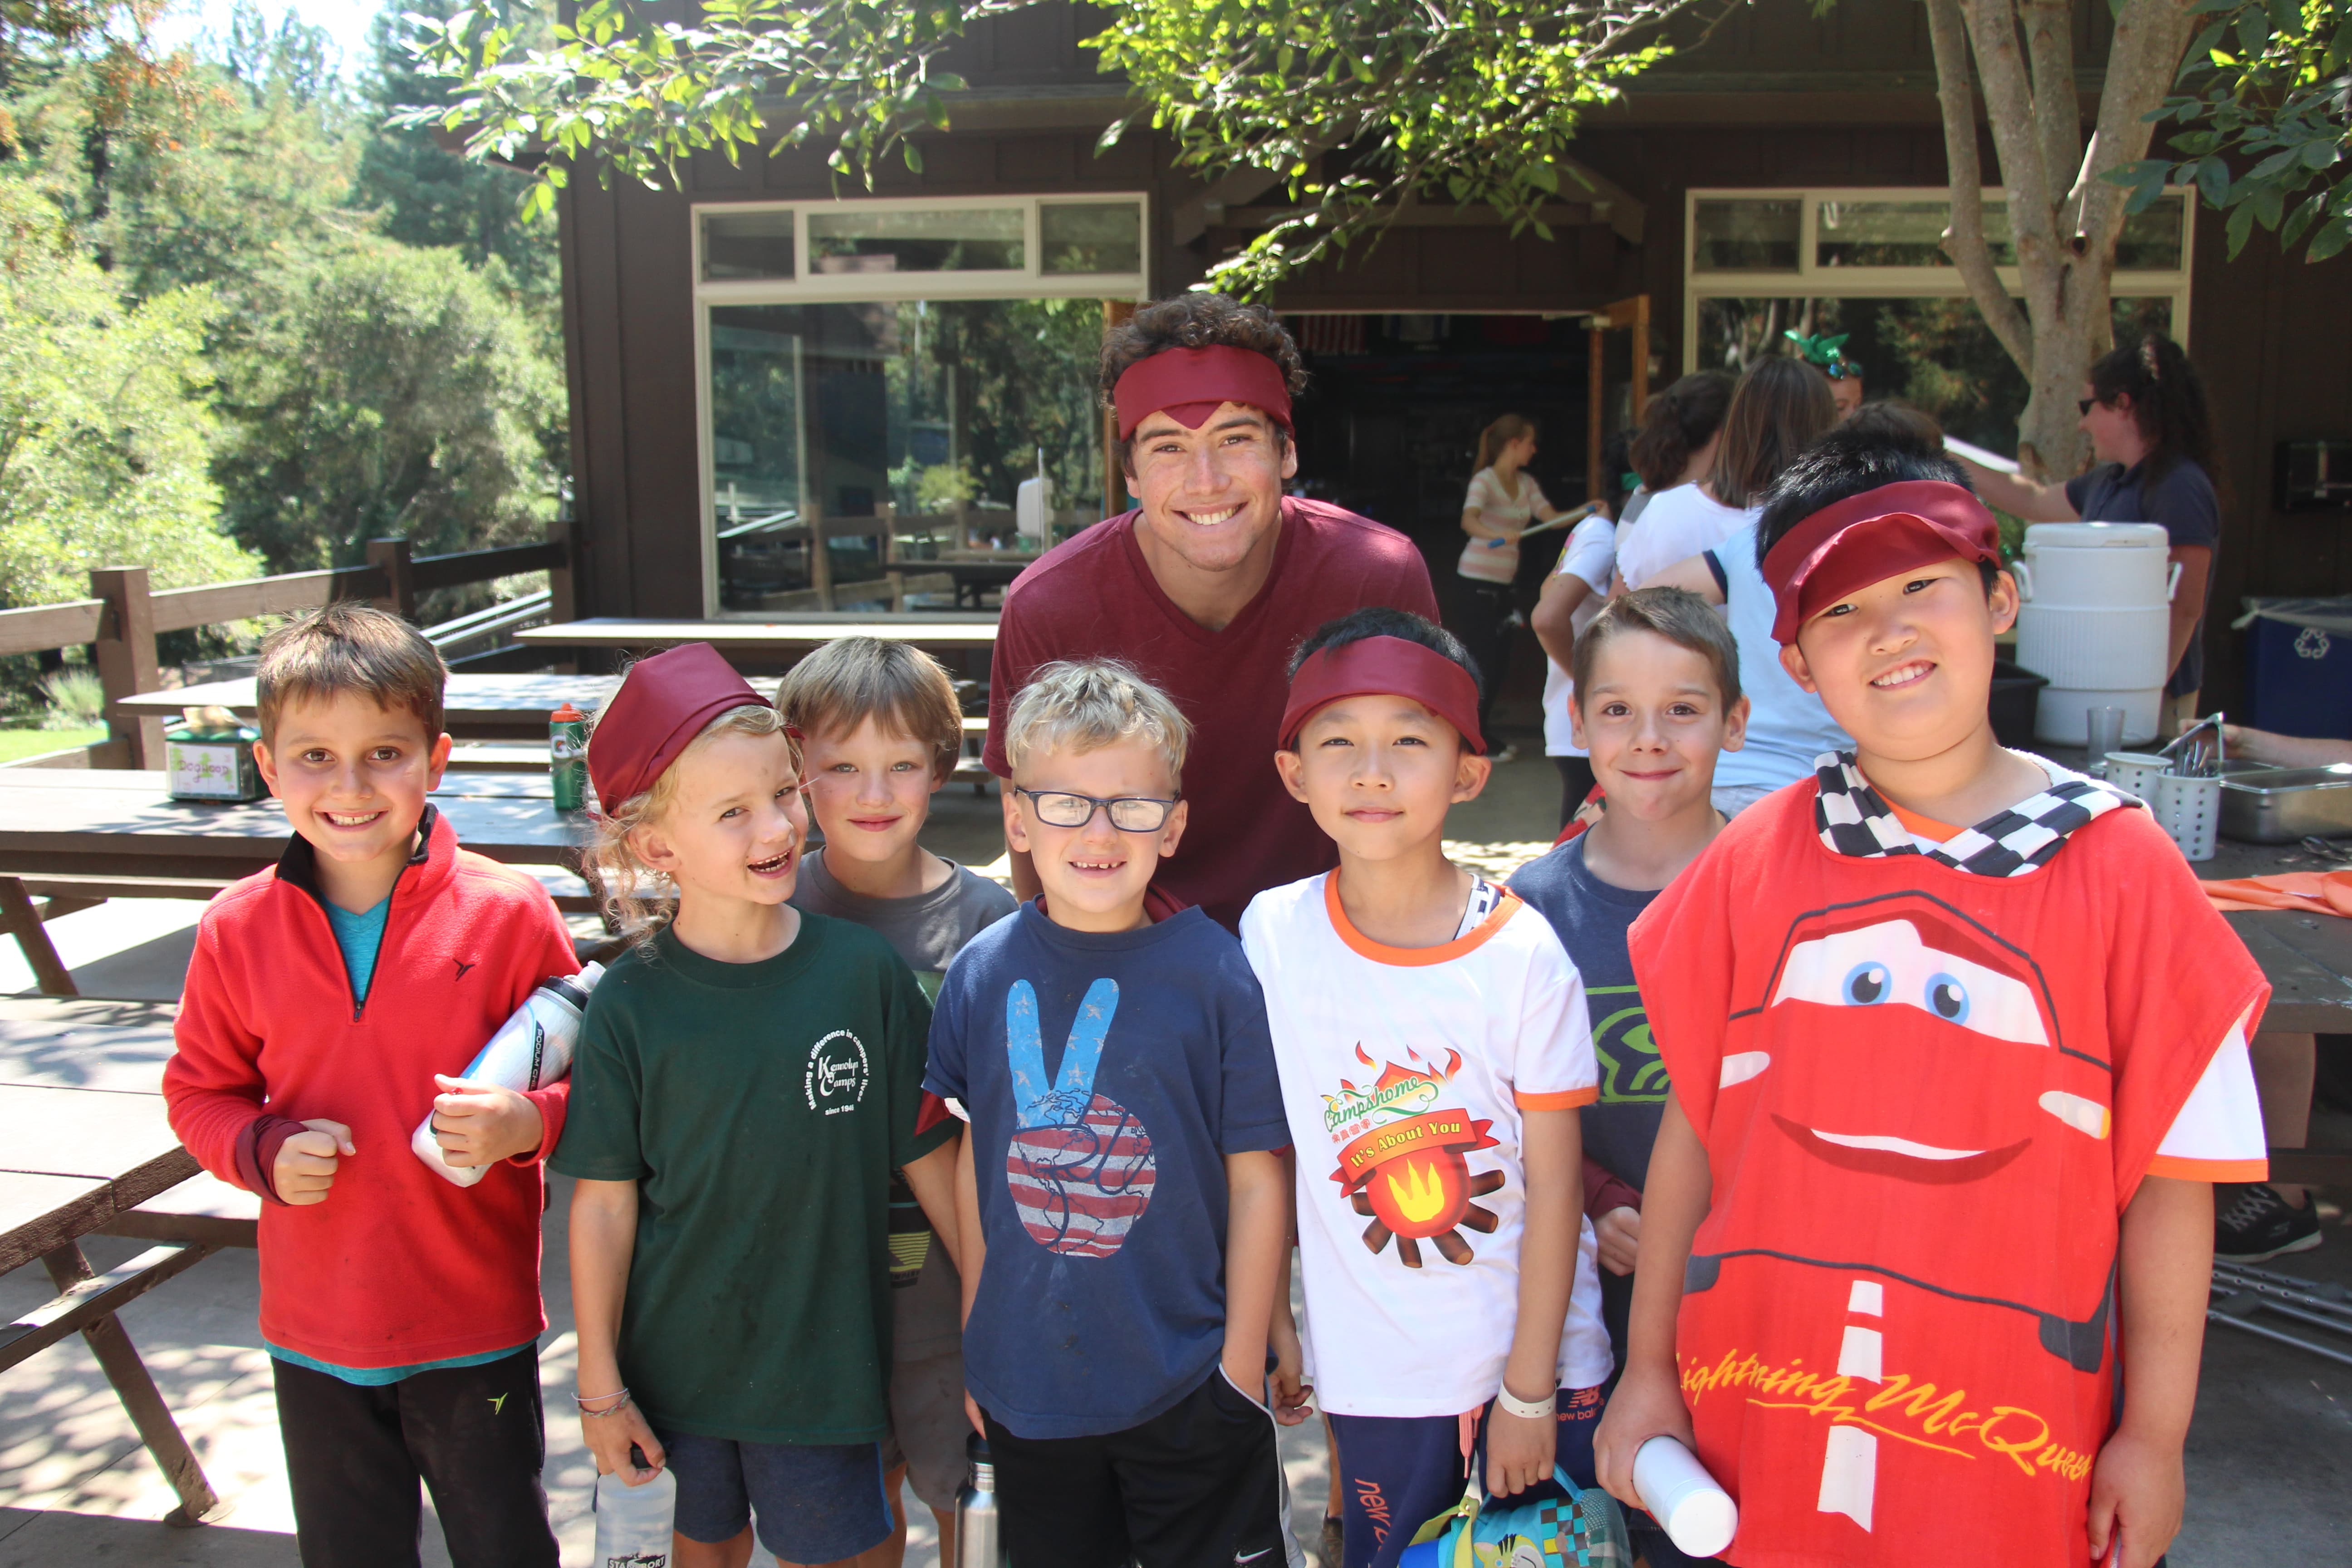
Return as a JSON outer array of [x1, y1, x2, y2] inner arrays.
[[2078, 397, 2107, 416], [1013, 788, 1180, 833]]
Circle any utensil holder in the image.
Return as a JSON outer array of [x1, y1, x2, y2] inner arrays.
[[2156, 772, 2222, 861], [2102, 751, 2170, 803]]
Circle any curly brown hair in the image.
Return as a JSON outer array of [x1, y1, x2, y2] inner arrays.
[[1101, 294, 1308, 467]]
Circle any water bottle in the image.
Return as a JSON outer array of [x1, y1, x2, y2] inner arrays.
[[1633, 1435, 1737, 1558], [955, 1431, 1004, 1568], [551, 701, 590, 813], [411, 965, 604, 1187], [593, 1451, 676, 1567]]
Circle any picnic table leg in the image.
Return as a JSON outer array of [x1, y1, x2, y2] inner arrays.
[[41, 1244, 223, 1527], [0, 876, 78, 997]]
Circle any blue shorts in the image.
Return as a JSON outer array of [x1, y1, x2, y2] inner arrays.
[[1328, 1385, 1603, 1568], [652, 1427, 892, 1562]]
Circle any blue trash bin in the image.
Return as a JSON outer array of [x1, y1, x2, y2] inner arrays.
[[2238, 598, 2352, 739]]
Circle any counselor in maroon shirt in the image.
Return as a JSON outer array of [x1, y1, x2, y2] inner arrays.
[[985, 295, 1438, 928]]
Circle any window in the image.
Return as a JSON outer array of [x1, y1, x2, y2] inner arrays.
[[1684, 189, 2194, 452], [694, 196, 1148, 616]]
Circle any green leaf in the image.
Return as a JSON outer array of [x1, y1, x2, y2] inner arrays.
[[2267, 0, 2301, 38], [2308, 217, 2352, 261], [2197, 156, 2233, 207], [2303, 138, 2342, 170], [2226, 198, 2257, 254]]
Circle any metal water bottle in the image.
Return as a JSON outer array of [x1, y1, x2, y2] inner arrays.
[[955, 1431, 1004, 1568], [550, 701, 589, 813]]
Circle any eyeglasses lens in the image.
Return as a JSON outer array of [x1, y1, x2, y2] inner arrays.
[[1026, 791, 1169, 831]]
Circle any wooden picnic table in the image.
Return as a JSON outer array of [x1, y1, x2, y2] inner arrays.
[[0, 771, 588, 996], [0, 999, 253, 1526], [517, 615, 1000, 661], [117, 672, 626, 743]]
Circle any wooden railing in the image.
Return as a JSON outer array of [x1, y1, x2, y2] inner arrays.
[[0, 524, 573, 769]]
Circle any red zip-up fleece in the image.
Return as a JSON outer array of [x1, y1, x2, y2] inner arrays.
[[165, 806, 580, 1369]]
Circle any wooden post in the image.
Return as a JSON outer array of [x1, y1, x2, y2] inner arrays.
[[546, 515, 577, 624], [366, 538, 416, 621], [1630, 294, 1652, 421], [0, 878, 76, 996], [42, 1244, 222, 1526], [88, 566, 162, 769], [1103, 299, 1139, 519], [1587, 324, 1607, 504], [806, 501, 833, 610]]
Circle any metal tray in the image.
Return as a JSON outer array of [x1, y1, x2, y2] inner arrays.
[[2218, 762, 2352, 843]]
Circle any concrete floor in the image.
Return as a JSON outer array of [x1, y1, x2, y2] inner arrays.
[[5, 753, 2348, 1565]]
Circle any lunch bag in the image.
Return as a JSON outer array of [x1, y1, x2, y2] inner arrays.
[[1396, 1465, 1632, 1568]]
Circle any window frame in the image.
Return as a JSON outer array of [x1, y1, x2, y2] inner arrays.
[[1679, 186, 2195, 376], [691, 193, 1151, 616]]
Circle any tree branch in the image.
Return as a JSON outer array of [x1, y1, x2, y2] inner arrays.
[[1961, 0, 2061, 269], [2077, 0, 2197, 264], [1928, 0, 2033, 369], [2019, 0, 2080, 232]]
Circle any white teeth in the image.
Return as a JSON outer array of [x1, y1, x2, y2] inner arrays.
[[1872, 662, 1931, 688], [1185, 506, 1239, 526], [323, 811, 379, 825]]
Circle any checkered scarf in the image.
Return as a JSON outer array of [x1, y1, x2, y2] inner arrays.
[[1813, 750, 2137, 877]]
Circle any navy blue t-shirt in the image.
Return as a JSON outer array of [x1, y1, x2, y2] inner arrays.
[[1508, 834, 1664, 1189], [925, 902, 1289, 1440], [2066, 456, 2221, 696]]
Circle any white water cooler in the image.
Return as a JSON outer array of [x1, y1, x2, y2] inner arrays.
[[2014, 522, 2179, 746]]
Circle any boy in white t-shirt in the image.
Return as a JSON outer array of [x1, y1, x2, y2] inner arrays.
[[1241, 608, 1612, 1568]]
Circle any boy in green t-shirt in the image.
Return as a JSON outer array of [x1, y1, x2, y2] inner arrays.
[[554, 643, 960, 1568], [780, 636, 1017, 1564]]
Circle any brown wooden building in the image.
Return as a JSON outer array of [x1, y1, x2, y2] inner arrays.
[[555, 0, 2352, 710]]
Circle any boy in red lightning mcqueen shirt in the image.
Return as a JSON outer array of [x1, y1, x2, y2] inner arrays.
[[1593, 430, 2270, 1568]]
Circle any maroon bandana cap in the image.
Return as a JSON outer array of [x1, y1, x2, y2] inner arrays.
[[1280, 635, 1486, 755], [588, 642, 771, 815], [1760, 480, 2002, 645], [1112, 345, 1294, 441]]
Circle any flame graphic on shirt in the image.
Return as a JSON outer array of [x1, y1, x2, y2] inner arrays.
[[1387, 1158, 1452, 1225], [1322, 1044, 1465, 1136], [1326, 1048, 1499, 1269]]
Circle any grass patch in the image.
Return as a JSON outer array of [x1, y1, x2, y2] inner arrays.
[[0, 725, 107, 764]]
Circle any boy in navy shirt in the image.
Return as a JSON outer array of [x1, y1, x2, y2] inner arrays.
[[926, 658, 1292, 1568]]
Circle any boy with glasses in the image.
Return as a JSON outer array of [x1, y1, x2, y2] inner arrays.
[[924, 659, 1294, 1568]]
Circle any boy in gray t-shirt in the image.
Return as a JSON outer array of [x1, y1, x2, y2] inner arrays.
[[782, 637, 1017, 1563]]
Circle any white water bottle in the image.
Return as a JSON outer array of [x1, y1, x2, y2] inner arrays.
[[1634, 1435, 1737, 1558], [593, 1460, 676, 1567], [412, 964, 603, 1187]]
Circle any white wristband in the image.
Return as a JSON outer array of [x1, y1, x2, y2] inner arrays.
[[1494, 1384, 1557, 1421]]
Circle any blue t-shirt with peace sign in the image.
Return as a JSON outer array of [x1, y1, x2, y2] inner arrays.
[[925, 901, 1289, 1440]]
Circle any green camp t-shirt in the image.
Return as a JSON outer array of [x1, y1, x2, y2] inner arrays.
[[551, 913, 951, 1445]]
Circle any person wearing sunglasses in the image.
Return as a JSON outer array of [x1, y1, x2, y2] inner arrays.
[[1950, 332, 2221, 736]]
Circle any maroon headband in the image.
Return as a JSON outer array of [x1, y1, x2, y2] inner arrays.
[[1279, 636, 1486, 755], [588, 642, 772, 814], [1112, 345, 1294, 441], [1760, 480, 2002, 644]]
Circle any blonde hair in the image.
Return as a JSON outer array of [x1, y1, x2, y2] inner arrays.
[[585, 702, 799, 947], [777, 635, 964, 781], [1002, 659, 1190, 787], [1475, 412, 1537, 474], [256, 601, 446, 744]]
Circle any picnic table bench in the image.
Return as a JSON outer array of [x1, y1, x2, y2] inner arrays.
[[0, 998, 257, 1526], [0, 770, 591, 997], [517, 615, 1000, 662], [117, 673, 622, 744]]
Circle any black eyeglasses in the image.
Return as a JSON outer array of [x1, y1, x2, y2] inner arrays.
[[2078, 397, 2103, 416], [1013, 788, 1180, 832]]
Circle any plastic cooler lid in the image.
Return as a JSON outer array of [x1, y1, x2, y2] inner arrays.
[[2022, 522, 2169, 549], [2232, 596, 2352, 634]]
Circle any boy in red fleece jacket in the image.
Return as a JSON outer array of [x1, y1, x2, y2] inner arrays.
[[164, 603, 578, 1568]]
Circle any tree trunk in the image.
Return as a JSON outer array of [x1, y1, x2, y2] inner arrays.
[[1925, 0, 2195, 479]]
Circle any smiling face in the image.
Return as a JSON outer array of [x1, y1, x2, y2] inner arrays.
[[1573, 628, 1747, 822], [1003, 736, 1186, 932], [631, 729, 809, 910], [800, 713, 944, 876], [1781, 558, 2017, 764], [255, 691, 451, 910], [1275, 694, 1490, 865], [1127, 400, 1296, 576]]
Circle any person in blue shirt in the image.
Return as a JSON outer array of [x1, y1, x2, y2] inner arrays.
[[1954, 331, 2222, 732], [925, 658, 1293, 1568]]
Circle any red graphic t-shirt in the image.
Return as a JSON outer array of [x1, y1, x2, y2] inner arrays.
[[1629, 784, 2268, 1568]]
